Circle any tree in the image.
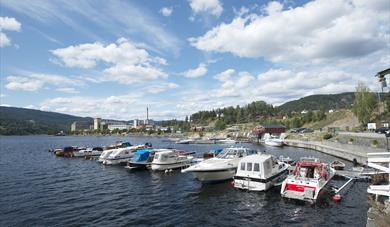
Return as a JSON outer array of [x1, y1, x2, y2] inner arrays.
[[352, 82, 377, 126], [214, 119, 226, 130]]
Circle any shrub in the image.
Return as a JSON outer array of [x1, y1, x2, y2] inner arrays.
[[372, 139, 379, 146], [323, 133, 333, 140], [349, 138, 354, 142]]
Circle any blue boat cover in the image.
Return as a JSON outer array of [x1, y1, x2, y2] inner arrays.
[[132, 149, 151, 162], [210, 148, 223, 154]]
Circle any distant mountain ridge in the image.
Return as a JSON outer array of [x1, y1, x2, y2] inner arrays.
[[0, 92, 357, 135], [0, 106, 92, 135], [277, 92, 355, 113]]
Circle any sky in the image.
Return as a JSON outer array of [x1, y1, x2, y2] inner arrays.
[[0, 0, 389, 120]]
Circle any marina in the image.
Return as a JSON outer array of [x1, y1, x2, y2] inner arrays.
[[0, 135, 373, 226]]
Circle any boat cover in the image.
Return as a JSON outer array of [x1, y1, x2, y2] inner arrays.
[[210, 148, 223, 154], [133, 149, 151, 162]]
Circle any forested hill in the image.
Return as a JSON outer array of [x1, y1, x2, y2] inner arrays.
[[0, 106, 92, 135], [277, 92, 355, 114]]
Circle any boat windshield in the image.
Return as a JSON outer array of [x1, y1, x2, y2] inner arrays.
[[216, 149, 246, 159]]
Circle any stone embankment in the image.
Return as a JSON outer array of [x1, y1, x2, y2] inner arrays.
[[284, 139, 387, 164]]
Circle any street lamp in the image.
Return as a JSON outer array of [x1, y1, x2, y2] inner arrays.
[[386, 130, 390, 152]]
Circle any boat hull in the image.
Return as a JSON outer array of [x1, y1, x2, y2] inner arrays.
[[234, 169, 288, 191], [190, 168, 237, 182], [265, 140, 283, 147], [103, 157, 131, 165], [127, 161, 149, 170], [151, 161, 191, 171]]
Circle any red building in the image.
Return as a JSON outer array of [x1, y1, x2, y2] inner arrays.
[[252, 125, 286, 137]]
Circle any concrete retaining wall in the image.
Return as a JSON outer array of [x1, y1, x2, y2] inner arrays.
[[284, 139, 369, 164]]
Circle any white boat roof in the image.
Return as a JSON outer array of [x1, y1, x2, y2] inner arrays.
[[153, 149, 173, 154], [240, 154, 273, 163]]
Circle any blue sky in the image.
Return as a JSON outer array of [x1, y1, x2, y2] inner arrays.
[[1, 0, 389, 120]]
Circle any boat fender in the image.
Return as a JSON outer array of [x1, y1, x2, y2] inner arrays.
[[332, 194, 341, 202]]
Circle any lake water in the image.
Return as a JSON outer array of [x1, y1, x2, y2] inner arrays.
[[0, 135, 368, 226]]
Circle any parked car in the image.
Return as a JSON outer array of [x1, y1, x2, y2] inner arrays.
[[290, 128, 305, 133], [301, 128, 314, 133], [375, 127, 390, 134]]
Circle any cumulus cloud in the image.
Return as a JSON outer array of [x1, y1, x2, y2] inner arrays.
[[51, 38, 168, 84], [188, 0, 223, 17], [175, 66, 379, 114], [145, 83, 179, 94], [160, 7, 173, 17], [5, 74, 83, 92], [0, 16, 21, 47], [182, 63, 208, 78], [189, 0, 390, 62], [56, 87, 80, 94]]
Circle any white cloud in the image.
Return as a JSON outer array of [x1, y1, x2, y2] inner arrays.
[[51, 38, 168, 84], [0, 16, 21, 31], [5, 74, 83, 92], [0, 16, 21, 47], [40, 93, 143, 119], [182, 63, 208, 78], [56, 87, 80, 94], [145, 83, 179, 94], [264, 1, 283, 15], [188, 0, 223, 17], [160, 7, 173, 17], [189, 0, 390, 62], [0, 32, 11, 47]]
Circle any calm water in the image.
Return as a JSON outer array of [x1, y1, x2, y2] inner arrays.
[[0, 135, 368, 226]]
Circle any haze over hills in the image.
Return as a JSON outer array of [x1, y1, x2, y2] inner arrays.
[[0, 92, 359, 135]]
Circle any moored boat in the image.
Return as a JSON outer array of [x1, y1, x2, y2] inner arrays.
[[98, 141, 132, 163], [175, 139, 195, 144], [55, 146, 84, 157], [103, 144, 149, 165], [234, 154, 289, 191], [126, 148, 154, 170], [280, 157, 335, 203], [216, 138, 237, 144], [330, 160, 346, 170], [181, 147, 256, 182], [264, 134, 283, 147], [150, 149, 193, 171]]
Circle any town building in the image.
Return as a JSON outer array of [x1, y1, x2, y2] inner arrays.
[[94, 118, 102, 130], [107, 124, 131, 131], [71, 121, 92, 132]]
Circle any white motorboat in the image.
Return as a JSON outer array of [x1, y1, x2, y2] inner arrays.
[[280, 157, 335, 203], [264, 134, 283, 147], [234, 154, 289, 191], [98, 141, 132, 163], [181, 147, 256, 182], [98, 148, 117, 163], [175, 139, 195, 144], [103, 144, 147, 165], [73, 147, 93, 157], [150, 149, 193, 171], [217, 138, 237, 144]]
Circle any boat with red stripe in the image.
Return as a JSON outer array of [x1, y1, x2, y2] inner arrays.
[[280, 157, 335, 203]]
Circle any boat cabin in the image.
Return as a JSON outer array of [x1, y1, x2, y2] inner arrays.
[[237, 154, 281, 179], [292, 158, 329, 180]]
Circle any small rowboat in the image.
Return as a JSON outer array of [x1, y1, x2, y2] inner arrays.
[[330, 160, 346, 170]]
